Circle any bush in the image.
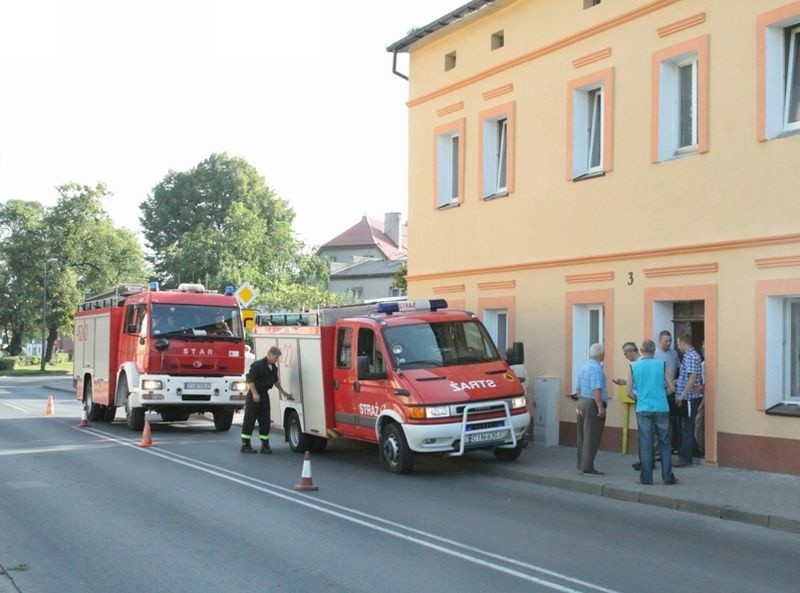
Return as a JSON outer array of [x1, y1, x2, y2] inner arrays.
[[0, 357, 18, 371]]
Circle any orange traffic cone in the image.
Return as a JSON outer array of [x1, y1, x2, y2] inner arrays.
[[45, 395, 55, 416], [77, 408, 91, 427], [294, 451, 319, 492], [139, 419, 154, 447]]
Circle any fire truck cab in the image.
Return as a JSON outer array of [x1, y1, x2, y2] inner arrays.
[[73, 283, 249, 431]]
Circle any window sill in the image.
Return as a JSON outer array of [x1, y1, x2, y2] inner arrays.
[[765, 402, 800, 417], [572, 171, 606, 183], [657, 148, 699, 163], [436, 200, 460, 211], [767, 128, 800, 141], [482, 191, 508, 201]]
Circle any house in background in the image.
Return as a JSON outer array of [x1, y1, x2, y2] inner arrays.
[[317, 212, 407, 301]]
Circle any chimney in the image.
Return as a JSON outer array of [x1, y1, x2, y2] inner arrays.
[[384, 212, 401, 247]]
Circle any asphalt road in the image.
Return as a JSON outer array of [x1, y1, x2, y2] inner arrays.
[[1, 377, 798, 593]]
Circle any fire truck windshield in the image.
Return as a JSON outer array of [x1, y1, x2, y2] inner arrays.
[[382, 320, 500, 369], [151, 304, 243, 339]]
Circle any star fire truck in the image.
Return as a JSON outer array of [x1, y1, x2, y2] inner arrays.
[[253, 299, 529, 473], [73, 283, 249, 431]]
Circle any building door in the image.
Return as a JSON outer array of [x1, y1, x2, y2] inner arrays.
[[571, 304, 604, 390]]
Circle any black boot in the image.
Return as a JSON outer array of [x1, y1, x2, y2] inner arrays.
[[260, 441, 272, 454], [240, 441, 256, 454]]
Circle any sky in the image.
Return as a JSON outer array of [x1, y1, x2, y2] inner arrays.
[[0, 0, 460, 248]]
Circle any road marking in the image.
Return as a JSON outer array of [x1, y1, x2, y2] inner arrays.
[[79, 426, 625, 593]]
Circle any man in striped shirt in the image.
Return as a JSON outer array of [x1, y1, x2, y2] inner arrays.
[[674, 332, 703, 467]]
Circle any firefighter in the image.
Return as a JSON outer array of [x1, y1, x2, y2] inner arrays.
[[241, 346, 291, 453]]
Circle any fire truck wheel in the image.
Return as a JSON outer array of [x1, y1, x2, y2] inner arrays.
[[126, 399, 145, 431], [493, 442, 523, 462], [84, 385, 104, 422], [212, 409, 234, 431], [380, 423, 415, 474], [103, 405, 117, 422], [287, 410, 310, 452]]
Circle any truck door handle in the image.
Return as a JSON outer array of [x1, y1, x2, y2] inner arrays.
[[333, 379, 339, 390], [353, 381, 361, 393]]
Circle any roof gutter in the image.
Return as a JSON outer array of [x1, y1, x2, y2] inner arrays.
[[386, 0, 496, 80]]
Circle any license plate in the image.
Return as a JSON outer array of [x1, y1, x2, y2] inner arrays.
[[185, 382, 211, 390], [466, 430, 507, 444]]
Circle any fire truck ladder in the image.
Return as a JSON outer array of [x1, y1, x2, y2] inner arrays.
[[451, 400, 517, 456]]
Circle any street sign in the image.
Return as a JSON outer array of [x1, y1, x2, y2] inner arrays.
[[241, 309, 256, 329], [235, 282, 257, 308]]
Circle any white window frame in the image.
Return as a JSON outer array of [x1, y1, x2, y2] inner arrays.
[[657, 53, 698, 160], [762, 15, 800, 139], [483, 308, 508, 353], [572, 84, 604, 178], [571, 304, 604, 389], [783, 25, 800, 132], [436, 130, 460, 207], [482, 116, 508, 198], [765, 296, 800, 406]]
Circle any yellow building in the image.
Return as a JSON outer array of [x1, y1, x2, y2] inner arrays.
[[388, 0, 800, 475]]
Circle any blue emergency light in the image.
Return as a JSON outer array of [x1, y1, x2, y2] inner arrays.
[[149, 282, 160, 291], [225, 285, 234, 296], [374, 299, 449, 315]]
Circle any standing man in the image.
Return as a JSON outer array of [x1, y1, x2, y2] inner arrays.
[[576, 343, 608, 476], [628, 340, 677, 485], [674, 332, 703, 467], [241, 346, 291, 454], [654, 330, 679, 381]]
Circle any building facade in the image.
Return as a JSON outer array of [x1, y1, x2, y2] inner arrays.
[[389, 0, 800, 475]]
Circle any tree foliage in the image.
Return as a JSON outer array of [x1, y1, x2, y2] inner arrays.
[[0, 184, 149, 358], [140, 153, 329, 307]]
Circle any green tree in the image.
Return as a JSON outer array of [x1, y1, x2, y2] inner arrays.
[[140, 153, 329, 303], [392, 262, 408, 293], [0, 200, 48, 355], [0, 184, 149, 361]]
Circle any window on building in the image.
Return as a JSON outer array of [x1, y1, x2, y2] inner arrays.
[[652, 36, 708, 162], [437, 131, 460, 207], [583, 0, 601, 8], [483, 309, 508, 353], [784, 25, 800, 131], [491, 30, 504, 50], [483, 117, 508, 198], [567, 68, 613, 180], [480, 102, 514, 200], [765, 296, 800, 406], [759, 6, 800, 139], [445, 51, 457, 71], [349, 287, 363, 301], [571, 303, 604, 388], [656, 53, 698, 158], [390, 286, 405, 297]]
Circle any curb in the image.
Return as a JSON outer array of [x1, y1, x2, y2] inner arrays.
[[473, 463, 800, 536]]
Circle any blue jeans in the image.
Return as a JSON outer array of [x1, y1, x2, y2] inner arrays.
[[636, 411, 674, 484]]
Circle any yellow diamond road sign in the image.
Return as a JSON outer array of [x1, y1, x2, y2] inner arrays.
[[235, 282, 257, 308]]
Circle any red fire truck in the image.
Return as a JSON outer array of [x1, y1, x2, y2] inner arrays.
[[73, 283, 249, 431], [253, 299, 529, 473]]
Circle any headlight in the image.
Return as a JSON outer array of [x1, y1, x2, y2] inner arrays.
[[425, 406, 450, 418], [511, 396, 527, 409], [231, 381, 248, 392], [142, 379, 163, 390]]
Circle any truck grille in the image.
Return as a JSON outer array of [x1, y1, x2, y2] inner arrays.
[[181, 394, 211, 402]]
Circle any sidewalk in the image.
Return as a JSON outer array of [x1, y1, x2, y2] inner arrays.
[[468, 441, 800, 535]]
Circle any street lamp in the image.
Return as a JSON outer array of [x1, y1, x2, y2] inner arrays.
[[40, 258, 58, 372]]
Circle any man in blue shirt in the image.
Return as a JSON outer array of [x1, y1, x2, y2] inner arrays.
[[629, 340, 678, 485], [575, 343, 607, 476]]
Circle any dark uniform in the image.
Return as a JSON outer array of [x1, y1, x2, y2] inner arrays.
[[241, 357, 279, 453]]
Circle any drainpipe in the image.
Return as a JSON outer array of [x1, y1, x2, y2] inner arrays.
[[391, 49, 408, 81]]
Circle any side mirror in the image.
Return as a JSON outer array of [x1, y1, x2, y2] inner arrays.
[[506, 342, 525, 366], [357, 355, 387, 381], [154, 338, 170, 352]]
